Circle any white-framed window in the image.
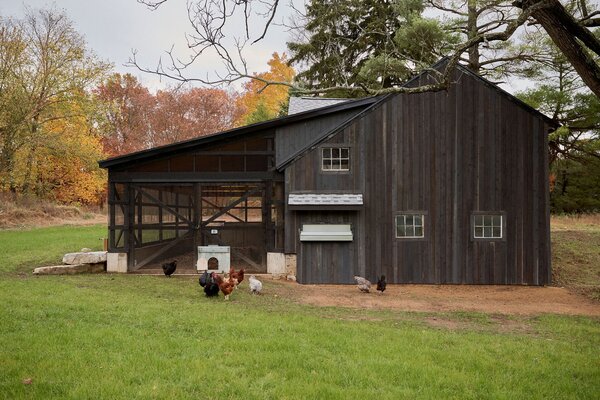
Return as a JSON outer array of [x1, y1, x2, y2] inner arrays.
[[395, 214, 425, 238], [473, 214, 503, 239], [321, 147, 350, 171]]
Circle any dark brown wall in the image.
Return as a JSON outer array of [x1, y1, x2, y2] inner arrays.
[[285, 70, 551, 285], [275, 109, 363, 168]]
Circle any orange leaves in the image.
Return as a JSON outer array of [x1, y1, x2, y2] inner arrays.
[[236, 52, 296, 125], [25, 115, 107, 205], [96, 74, 243, 156]]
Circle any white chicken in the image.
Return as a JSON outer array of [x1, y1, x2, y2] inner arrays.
[[248, 275, 263, 294], [354, 276, 371, 293]]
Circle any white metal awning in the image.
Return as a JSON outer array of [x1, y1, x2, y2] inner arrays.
[[288, 193, 363, 210], [300, 224, 353, 241]]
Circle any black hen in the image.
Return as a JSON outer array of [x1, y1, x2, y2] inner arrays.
[[203, 272, 220, 297], [162, 260, 177, 277], [376, 275, 386, 294], [199, 271, 209, 287]]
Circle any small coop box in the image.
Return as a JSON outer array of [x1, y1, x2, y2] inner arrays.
[[197, 245, 230, 273]]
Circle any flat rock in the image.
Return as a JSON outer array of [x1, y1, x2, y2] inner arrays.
[[33, 263, 106, 275], [62, 251, 107, 265]]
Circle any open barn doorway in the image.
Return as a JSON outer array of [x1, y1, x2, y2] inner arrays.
[[108, 181, 283, 273]]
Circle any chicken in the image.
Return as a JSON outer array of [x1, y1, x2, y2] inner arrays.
[[376, 275, 387, 294], [199, 271, 209, 287], [248, 275, 262, 294], [203, 273, 220, 297], [229, 267, 245, 286], [354, 276, 371, 293], [212, 272, 235, 300], [162, 260, 177, 277]]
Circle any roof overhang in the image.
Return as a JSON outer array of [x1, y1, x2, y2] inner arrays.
[[288, 193, 363, 210]]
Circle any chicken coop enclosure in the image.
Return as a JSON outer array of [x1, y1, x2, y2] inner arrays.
[[105, 132, 285, 272]]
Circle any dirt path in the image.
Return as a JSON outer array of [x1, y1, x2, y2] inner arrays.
[[265, 278, 600, 316]]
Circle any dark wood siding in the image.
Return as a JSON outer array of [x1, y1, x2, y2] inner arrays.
[[286, 70, 551, 285], [276, 109, 363, 168], [295, 211, 358, 284]]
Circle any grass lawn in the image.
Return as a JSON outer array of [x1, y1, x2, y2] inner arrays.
[[551, 215, 600, 300], [0, 225, 107, 274], [0, 223, 598, 399]]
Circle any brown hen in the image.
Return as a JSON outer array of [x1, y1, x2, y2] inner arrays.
[[212, 272, 235, 300], [229, 267, 245, 286]]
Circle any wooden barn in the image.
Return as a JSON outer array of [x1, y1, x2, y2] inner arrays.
[[99, 61, 556, 285]]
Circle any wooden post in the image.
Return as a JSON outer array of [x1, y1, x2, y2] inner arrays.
[[193, 183, 201, 269]]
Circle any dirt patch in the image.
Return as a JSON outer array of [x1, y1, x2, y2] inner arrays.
[[264, 278, 600, 317]]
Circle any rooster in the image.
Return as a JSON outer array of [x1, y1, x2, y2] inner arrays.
[[376, 275, 387, 294], [248, 275, 262, 294], [212, 272, 235, 300], [199, 271, 219, 297], [229, 267, 245, 286], [162, 260, 177, 277], [199, 271, 209, 287], [354, 276, 371, 293]]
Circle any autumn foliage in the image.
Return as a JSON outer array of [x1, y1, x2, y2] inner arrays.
[[236, 52, 295, 125], [95, 74, 242, 157], [0, 7, 286, 206]]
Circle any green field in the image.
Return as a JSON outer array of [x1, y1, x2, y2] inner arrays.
[[0, 224, 599, 399]]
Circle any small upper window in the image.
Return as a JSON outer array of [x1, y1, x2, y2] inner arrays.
[[473, 214, 503, 238], [396, 214, 424, 238], [321, 147, 350, 171]]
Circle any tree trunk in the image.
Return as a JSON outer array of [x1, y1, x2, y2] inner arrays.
[[515, 0, 600, 97], [467, 1, 480, 73]]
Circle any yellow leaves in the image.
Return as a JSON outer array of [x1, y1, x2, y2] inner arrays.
[[236, 52, 296, 126], [11, 111, 107, 205]]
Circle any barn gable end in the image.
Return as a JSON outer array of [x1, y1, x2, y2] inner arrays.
[[285, 66, 553, 285]]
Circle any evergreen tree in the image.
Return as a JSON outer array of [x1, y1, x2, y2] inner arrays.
[[288, 0, 456, 96]]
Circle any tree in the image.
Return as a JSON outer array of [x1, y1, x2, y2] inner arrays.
[[427, 0, 544, 78], [94, 73, 156, 156], [236, 52, 295, 125], [550, 154, 600, 213], [516, 30, 599, 212], [133, 0, 599, 97], [0, 18, 29, 192], [514, 0, 600, 97], [0, 7, 111, 197], [96, 73, 243, 155], [151, 87, 242, 146], [288, 0, 455, 94], [20, 112, 107, 204]]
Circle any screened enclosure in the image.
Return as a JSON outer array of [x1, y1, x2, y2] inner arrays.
[[106, 132, 284, 272]]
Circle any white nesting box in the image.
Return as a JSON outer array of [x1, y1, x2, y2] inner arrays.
[[197, 245, 230, 273]]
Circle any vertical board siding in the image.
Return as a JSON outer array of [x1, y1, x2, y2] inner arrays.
[[286, 70, 550, 285], [275, 109, 363, 168]]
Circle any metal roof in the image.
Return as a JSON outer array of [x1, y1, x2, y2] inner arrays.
[[288, 97, 351, 115], [288, 193, 363, 206]]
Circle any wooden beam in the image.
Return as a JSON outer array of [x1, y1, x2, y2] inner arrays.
[[201, 198, 245, 223], [136, 186, 193, 227], [111, 171, 283, 183], [231, 248, 262, 270], [201, 187, 263, 226], [133, 231, 193, 270]]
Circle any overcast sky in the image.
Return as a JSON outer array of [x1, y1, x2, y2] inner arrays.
[[1, 0, 532, 94], [0, 0, 294, 91]]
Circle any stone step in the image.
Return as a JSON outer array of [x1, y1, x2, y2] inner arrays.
[[33, 263, 106, 275], [63, 251, 107, 265]]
